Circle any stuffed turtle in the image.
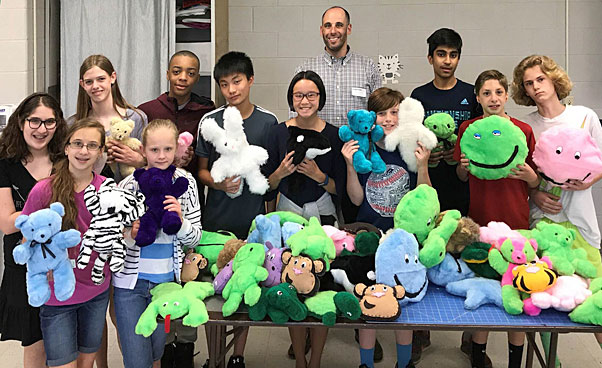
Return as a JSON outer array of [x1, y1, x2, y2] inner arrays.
[[135, 281, 214, 337], [248, 283, 308, 324], [461, 242, 502, 280], [304, 290, 361, 326]]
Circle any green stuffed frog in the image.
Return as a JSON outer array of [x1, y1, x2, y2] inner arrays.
[[135, 281, 214, 337], [222, 242, 268, 317]]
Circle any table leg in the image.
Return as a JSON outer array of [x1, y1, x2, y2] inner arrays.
[[546, 333, 559, 368], [206, 324, 217, 368], [215, 325, 227, 368], [525, 332, 535, 368]]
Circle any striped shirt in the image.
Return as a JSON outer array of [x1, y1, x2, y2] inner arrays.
[[138, 231, 175, 283], [294, 47, 381, 127], [113, 167, 202, 289]]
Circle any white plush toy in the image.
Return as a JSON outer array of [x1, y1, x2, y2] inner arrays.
[[530, 275, 592, 312], [200, 106, 269, 197], [383, 97, 438, 172]]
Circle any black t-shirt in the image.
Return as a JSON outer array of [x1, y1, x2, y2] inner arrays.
[[196, 105, 277, 239], [263, 122, 346, 208], [411, 79, 480, 215], [0, 159, 38, 269]]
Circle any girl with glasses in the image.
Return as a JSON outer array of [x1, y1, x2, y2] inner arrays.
[[0, 93, 68, 367], [263, 70, 346, 368], [19, 118, 110, 368]]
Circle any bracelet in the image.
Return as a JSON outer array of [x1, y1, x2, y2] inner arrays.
[[318, 174, 329, 187]]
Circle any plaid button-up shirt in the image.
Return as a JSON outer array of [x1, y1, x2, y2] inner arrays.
[[294, 47, 381, 127]]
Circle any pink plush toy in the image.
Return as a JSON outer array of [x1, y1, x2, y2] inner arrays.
[[530, 275, 592, 312], [533, 125, 602, 186], [176, 132, 194, 162], [479, 221, 523, 247], [322, 225, 355, 256]]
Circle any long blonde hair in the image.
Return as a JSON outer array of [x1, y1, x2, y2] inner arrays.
[[75, 54, 139, 120], [511, 55, 573, 106], [50, 118, 105, 230]]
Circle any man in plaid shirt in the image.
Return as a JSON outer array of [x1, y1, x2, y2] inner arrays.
[[294, 6, 381, 128]]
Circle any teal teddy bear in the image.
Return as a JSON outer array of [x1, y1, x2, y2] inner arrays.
[[424, 113, 457, 167], [222, 243, 268, 317], [13, 202, 82, 307], [339, 109, 386, 174]]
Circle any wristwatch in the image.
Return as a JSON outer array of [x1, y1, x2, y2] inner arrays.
[[318, 174, 329, 187]]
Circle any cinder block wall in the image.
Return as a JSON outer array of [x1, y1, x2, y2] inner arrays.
[[229, 0, 602, 240]]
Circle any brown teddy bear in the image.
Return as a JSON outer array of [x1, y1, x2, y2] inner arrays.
[[436, 211, 480, 255]]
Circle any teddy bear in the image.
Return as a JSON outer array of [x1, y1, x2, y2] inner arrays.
[[135, 281, 214, 337], [247, 214, 282, 250], [78, 178, 145, 285], [339, 109, 386, 174], [424, 113, 457, 167], [222, 243, 269, 317], [530, 221, 597, 278], [436, 211, 480, 255], [200, 106, 269, 197], [107, 118, 142, 178], [212, 239, 246, 276], [383, 97, 438, 172], [569, 277, 602, 326], [13, 202, 82, 307], [133, 165, 189, 247]]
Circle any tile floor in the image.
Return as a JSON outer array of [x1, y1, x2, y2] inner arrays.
[[1, 323, 601, 367]]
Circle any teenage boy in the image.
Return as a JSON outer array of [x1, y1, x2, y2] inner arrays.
[[136, 50, 214, 368], [409, 28, 480, 365], [139, 50, 215, 208], [196, 51, 277, 368], [410, 28, 479, 216], [455, 70, 538, 368]]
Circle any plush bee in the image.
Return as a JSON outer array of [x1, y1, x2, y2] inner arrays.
[[512, 260, 558, 293]]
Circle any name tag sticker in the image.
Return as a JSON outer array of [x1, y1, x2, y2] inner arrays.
[[351, 87, 367, 98]]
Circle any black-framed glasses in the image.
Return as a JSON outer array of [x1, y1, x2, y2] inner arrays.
[[67, 141, 101, 152], [292, 92, 320, 102], [26, 117, 57, 130]]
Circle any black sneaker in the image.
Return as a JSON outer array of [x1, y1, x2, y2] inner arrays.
[[410, 330, 430, 364], [227, 355, 245, 368], [394, 362, 416, 368], [354, 329, 383, 362], [460, 332, 493, 368]]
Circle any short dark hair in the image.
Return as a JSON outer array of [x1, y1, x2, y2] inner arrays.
[[213, 51, 254, 83], [475, 69, 509, 95], [427, 28, 462, 57], [169, 50, 200, 69], [368, 87, 404, 114], [322, 6, 350, 24], [287, 70, 326, 112]]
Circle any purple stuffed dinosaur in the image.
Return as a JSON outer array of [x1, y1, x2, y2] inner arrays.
[[261, 241, 284, 288], [134, 165, 189, 246]]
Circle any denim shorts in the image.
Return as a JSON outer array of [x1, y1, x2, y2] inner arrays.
[[39, 289, 109, 367], [114, 279, 167, 368]]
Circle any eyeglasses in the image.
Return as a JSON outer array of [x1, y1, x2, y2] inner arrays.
[[292, 92, 320, 102], [67, 141, 101, 152], [26, 118, 57, 130]]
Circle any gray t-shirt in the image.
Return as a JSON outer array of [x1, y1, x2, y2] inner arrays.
[[195, 105, 277, 238]]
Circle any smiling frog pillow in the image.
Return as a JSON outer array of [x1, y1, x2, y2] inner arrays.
[[460, 115, 528, 180]]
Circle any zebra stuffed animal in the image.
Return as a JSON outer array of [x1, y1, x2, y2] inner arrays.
[[77, 178, 145, 284]]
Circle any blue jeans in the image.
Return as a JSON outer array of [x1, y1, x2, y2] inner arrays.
[[39, 289, 109, 367], [114, 279, 167, 368]]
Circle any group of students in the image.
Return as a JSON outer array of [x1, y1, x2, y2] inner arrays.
[[0, 25, 600, 368]]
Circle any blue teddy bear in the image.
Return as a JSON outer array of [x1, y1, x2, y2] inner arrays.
[[339, 109, 386, 174], [13, 202, 81, 307], [247, 214, 282, 250]]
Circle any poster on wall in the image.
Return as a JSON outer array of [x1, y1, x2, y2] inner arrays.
[[0, 105, 14, 135]]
